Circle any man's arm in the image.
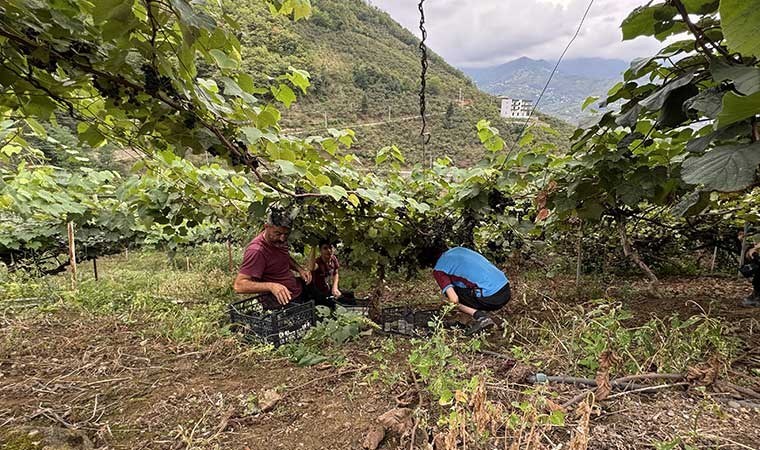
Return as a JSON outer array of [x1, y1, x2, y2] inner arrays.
[[234, 273, 292, 304], [443, 285, 459, 304], [332, 268, 341, 297], [289, 255, 312, 284]]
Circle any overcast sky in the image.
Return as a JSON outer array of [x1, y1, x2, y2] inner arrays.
[[369, 0, 663, 68]]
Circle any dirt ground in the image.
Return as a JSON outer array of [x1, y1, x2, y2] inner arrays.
[[2, 276, 760, 449]]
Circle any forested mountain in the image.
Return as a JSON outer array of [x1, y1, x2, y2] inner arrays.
[[229, 0, 572, 165], [464, 57, 628, 123]]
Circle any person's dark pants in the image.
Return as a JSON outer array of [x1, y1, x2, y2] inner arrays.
[[743, 255, 760, 298], [452, 283, 511, 312], [257, 280, 337, 310], [333, 291, 358, 305]]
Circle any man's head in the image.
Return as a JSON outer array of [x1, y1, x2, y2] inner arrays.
[[263, 204, 297, 247], [416, 239, 448, 269], [319, 239, 335, 259]]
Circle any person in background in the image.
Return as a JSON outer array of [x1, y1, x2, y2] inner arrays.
[[418, 242, 511, 335], [741, 232, 760, 307], [233, 205, 334, 309], [310, 239, 356, 304]]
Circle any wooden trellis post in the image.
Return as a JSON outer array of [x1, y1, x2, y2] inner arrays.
[[227, 239, 234, 274], [67, 222, 77, 289]]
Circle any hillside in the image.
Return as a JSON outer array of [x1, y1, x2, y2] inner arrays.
[[464, 57, 628, 124], [228, 0, 573, 165]]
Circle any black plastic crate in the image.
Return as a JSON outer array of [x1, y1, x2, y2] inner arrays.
[[334, 297, 371, 317], [379, 305, 441, 336], [229, 297, 316, 347]]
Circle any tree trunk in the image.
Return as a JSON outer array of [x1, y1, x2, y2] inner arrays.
[[576, 221, 583, 285], [617, 219, 658, 283], [369, 264, 386, 322], [710, 245, 718, 273]]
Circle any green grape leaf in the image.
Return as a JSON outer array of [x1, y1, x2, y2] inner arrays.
[[682, 0, 719, 14], [721, 0, 760, 58], [682, 142, 760, 192], [582, 96, 599, 111], [272, 84, 296, 108], [710, 58, 760, 96], [621, 4, 677, 41], [320, 185, 348, 201], [716, 90, 760, 128], [640, 72, 695, 110], [209, 49, 238, 70], [684, 87, 724, 119], [671, 190, 710, 217]]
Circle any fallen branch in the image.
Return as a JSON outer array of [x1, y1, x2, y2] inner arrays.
[[528, 375, 649, 391], [604, 382, 689, 400], [712, 396, 760, 410], [560, 373, 686, 409], [720, 382, 760, 401]]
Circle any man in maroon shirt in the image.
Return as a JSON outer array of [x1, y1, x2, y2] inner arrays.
[[234, 206, 327, 309]]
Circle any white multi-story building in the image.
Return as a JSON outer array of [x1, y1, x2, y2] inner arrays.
[[499, 97, 533, 119]]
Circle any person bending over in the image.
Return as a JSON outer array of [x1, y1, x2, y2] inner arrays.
[[419, 242, 511, 335]]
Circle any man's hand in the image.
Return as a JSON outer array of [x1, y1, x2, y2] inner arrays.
[[268, 283, 292, 305], [332, 287, 342, 298], [298, 268, 312, 284]]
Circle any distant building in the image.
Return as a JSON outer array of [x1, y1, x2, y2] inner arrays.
[[499, 97, 532, 119]]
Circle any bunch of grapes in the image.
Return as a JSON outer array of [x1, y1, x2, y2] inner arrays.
[[141, 64, 177, 98], [93, 76, 120, 100], [488, 189, 514, 214]]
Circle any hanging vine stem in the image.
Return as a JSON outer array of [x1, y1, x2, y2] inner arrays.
[[669, 0, 736, 62], [417, 0, 431, 148]]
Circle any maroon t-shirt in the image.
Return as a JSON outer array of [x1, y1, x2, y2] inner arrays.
[[239, 233, 302, 298], [312, 255, 340, 294]]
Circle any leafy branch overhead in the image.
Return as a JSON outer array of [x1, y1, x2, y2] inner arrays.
[[1, 0, 559, 270], [551, 0, 760, 226]]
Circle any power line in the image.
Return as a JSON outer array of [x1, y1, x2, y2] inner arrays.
[[499, 0, 595, 169]]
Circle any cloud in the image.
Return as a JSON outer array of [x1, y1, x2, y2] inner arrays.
[[368, 0, 663, 67]]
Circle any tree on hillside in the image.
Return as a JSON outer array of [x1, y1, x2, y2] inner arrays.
[[360, 92, 370, 116], [444, 102, 455, 129]]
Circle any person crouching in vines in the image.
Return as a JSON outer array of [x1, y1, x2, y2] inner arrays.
[[234, 205, 335, 310], [308, 239, 358, 305], [417, 241, 511, 335]]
